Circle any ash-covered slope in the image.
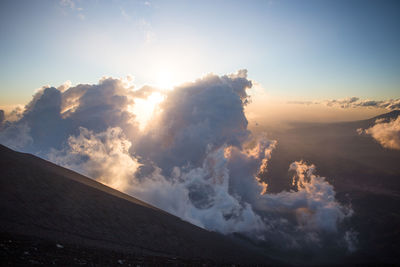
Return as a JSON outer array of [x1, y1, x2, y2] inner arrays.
[[0, 144, 272, 265]]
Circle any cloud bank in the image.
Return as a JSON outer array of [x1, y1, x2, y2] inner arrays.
[[358, 116, 400, 150], [0, 70, 354, 255], [289, 97, 400, 111]]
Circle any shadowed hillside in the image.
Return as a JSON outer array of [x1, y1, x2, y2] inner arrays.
[[0, 145, 273, 266]]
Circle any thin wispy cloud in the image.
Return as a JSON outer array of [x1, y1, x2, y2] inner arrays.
[[120, 7, 132, 21], [59, 0, 85, 20], [60, 0, 75, 9]]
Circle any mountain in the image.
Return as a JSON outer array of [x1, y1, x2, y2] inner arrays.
[[370, 109, 400, 122], [0, 145, 273, 266]]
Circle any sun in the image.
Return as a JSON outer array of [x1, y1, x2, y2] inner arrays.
[[155, 70, 176, 90]]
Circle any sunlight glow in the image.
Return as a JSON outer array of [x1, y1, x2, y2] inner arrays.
[[129, 92, 165, 130], [155, 70, 176, 90]]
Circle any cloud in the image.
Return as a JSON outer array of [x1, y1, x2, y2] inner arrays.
[[137, 19, 155, 43], [131, 85, 160, 99], [0, 123, 32, 150], [61, 77, 137, 135], [287, 100, 317, 105], [358, 116, 400, 150], [0, 70, 355, 256], [324, 97, 360, 108], [57, 80, 72, 92], [0, 77, 141, 155], [133, 70, 252, 174], [1, 106, 24, 122], [0, 110, 4, 126], [288, 97, 400, 111], [60, 0, 85, 20], [77, 13, 85, 20], [60, 0, 75, 9], [252, 161, 353, 249], [325, 97, 400, 110], [142, 145, 269, 235], [120, 7, 132, 21], [49, 127, 140, 191]]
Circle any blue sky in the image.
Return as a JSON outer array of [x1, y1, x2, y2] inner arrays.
[[1, 0, 399, 105]]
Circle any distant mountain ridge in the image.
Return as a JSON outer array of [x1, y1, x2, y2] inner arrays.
[[370, 110, 400, 121]]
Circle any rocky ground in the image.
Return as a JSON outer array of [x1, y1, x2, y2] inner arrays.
[[0, 233, 220, 266]]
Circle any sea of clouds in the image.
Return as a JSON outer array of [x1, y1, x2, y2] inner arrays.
[[0, 70, 356, 254], [289, 96, 400, 111]]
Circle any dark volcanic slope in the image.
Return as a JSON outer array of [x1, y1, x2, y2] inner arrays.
[[0, 145, 271, 265]]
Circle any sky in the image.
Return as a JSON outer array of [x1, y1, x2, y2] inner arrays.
[[1, 1, 399, 260], [0, 0, 399, 107]]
